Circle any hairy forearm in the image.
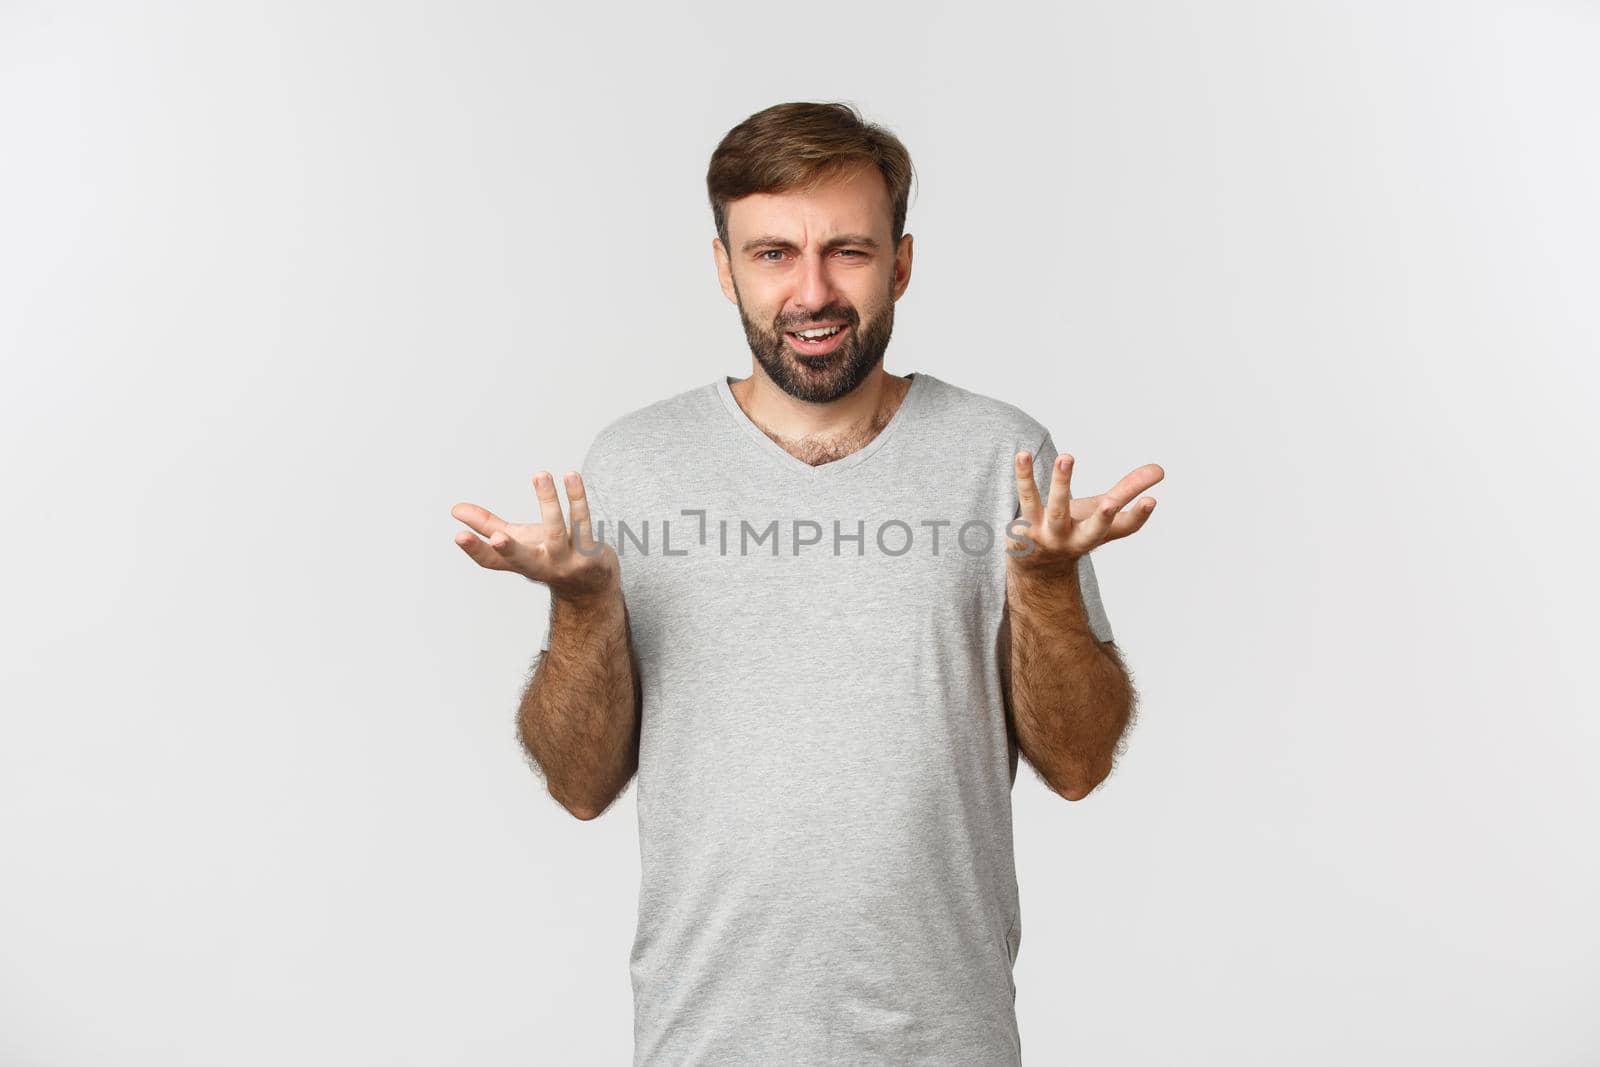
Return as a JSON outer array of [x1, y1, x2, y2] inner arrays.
[[1005, 561, 1134, 800], [518, 574, 639, 820]]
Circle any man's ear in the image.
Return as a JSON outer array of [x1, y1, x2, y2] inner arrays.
[[713, 237, 737, 304], [892, 232, 914, 301]]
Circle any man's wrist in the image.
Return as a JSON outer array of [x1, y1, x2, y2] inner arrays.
[[1006, 554, 1088, 620], [549, 567, 623, 613]]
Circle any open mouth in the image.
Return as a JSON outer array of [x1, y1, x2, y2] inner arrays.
[[785, 323, 850, 355]]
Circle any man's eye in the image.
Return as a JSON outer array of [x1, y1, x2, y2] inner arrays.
[[757, 249, 864, 261]]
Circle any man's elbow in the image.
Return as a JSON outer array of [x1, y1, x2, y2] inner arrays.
[[1054, 760, 1113, 802], [1057, 779, 1098, 802], [549, 787, 605, 821]]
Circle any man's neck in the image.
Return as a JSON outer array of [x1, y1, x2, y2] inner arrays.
[[728, 366, 913, 467]]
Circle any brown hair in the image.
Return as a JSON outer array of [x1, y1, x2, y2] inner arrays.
[[706, 101, 917, 252]]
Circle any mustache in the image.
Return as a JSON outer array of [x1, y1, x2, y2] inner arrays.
[[775, 313, 855, 331]]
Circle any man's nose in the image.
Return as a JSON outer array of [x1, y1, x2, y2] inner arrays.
[[793, 250, 836, 311]]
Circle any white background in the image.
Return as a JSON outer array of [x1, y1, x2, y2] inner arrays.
[[2, 2, 1596, 1064]]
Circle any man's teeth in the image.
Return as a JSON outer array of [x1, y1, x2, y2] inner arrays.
[[793, 325, 844, 339]]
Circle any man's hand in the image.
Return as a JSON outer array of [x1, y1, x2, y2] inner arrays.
[[451, 469, 618, 603], [1007, 450, 1164, 577]]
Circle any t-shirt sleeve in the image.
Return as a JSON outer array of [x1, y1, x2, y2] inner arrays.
[[1028, 431, 1116, 644]]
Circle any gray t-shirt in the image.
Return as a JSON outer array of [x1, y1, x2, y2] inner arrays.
[[575, 370, 1113, 1066]]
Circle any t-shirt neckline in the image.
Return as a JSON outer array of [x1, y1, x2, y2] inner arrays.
[[713, 371, 931, 478]]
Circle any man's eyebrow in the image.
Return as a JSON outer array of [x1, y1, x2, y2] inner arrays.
[[740, 233, 881, 254]]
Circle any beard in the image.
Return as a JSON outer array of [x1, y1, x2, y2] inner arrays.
[[733, 280, 897, 404]]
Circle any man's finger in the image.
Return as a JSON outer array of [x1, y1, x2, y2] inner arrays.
[[1044, 453, 1074, 535], [1014, 450, 1042, 525], [1098, 463, 1166, 513], [487, 527, 544, 575], [1103, 497, 1158, 542], [533, 470, 568, 549], [564, 471, 599, 552], [1072, 495, 1121, 552], [450, 501, 511, 538], [454, 528, 513, 571]]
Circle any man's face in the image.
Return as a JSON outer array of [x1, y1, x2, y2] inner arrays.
[[715, 166, 913, 403]]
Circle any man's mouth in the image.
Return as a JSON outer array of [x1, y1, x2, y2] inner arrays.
[[784, 323, 850, 355]]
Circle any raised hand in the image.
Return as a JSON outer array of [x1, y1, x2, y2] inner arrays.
[[1007, 450, 1164, 576], [451, 470, 618, 603]]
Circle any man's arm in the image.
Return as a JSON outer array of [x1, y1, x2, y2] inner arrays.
[[451, 468, 639, 821], [1001, 565, 1135, 801], [1003, 438, 1161, 800], [518, 578, 640, 820]]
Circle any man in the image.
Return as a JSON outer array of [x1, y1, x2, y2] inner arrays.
[[451, 101, 1162, 1066]]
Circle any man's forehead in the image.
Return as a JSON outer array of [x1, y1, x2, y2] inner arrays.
[[727, 170, 890, 242]]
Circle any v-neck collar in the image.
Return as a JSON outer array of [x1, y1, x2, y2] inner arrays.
[[714, 371, 931, 479]]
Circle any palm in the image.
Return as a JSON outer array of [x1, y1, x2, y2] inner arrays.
[[454, 510, 555, 572], [500, 518, 551, 554], [451, 470, 616, 599]]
